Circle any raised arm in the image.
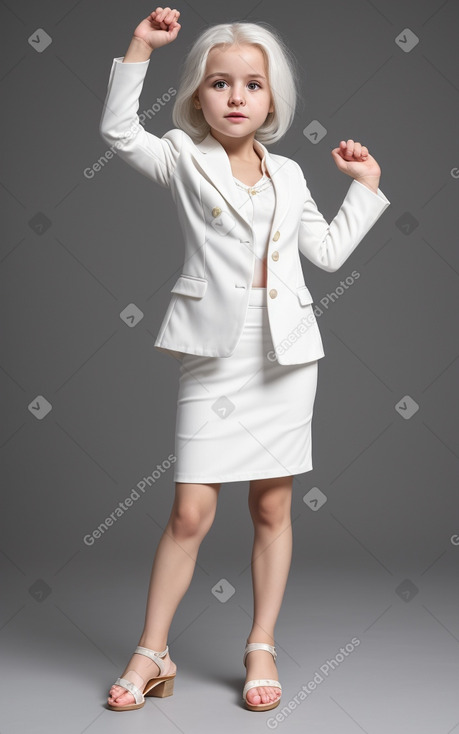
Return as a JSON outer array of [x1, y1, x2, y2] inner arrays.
[[297, 141, 390, 272], [298, 178, 389, 272], [99, 8, 184, 188]]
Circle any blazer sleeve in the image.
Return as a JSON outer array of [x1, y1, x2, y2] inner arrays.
[[99, 57, 184, 188], [297, 171, 390, 272]]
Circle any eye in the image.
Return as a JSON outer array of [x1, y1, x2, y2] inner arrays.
[[211, 80, 262, 90]]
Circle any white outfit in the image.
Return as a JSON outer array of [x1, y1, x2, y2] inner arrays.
[[99, 58, 391, 366], [174, 169, 318, 483], [98, 56, 391, 482], [232, 160, 274, 286]]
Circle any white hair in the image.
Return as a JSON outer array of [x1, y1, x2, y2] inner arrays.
[[171, 21, 302, 145]]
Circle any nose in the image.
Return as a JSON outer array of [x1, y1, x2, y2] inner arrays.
[[229, 85, 245, 106]]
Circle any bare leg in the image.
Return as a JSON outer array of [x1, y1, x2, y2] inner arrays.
[[108, 481, 221, 707], [244, 475, 293, 707]]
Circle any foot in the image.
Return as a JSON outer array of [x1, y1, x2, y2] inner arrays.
[[244, 642, 281, 708], [107, 646, 177, 708]]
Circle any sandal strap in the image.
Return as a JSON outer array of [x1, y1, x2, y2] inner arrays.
[[114, 676, 144, 705], [243, 679, 282, 699], [134, 645, 169, 676], [243, 642, 277, 666]]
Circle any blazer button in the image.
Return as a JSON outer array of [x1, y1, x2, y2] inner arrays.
[[212, 207, 222, 217], [269, 288, 278, 299], [272, 231, 280, 241], [271, 250, 279, 261]]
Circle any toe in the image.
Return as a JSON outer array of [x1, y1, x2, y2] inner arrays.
[[247, 685, 281, 705], [108, 683, 124, 698], [247, 687, 262, 705], [268, 685, 281, 702], [246, 686, 268, 705], [108, 685, 134, 706]]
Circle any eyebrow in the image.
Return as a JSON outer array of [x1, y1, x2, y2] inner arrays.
[[204, 72, 266, 81]]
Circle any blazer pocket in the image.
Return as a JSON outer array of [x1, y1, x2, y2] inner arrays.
[[170, 274, 208, 298], [297, 284, 314, 305]]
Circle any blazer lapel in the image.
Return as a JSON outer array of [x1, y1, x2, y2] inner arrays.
[[194, 131, 290, 235]]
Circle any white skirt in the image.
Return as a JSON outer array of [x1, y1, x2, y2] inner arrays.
[[173, 287, 319, 484]]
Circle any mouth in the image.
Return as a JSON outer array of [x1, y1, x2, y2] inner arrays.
[[225, 113, 247, 118]]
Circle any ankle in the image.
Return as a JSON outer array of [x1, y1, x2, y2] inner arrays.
[[246, 631, 275, 646], [138, 635, 169, 653]]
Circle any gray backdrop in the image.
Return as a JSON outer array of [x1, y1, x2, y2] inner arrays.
[[1, 0, 458, 732]]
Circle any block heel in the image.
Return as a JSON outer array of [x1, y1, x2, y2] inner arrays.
[[145, 676, 175, 697]]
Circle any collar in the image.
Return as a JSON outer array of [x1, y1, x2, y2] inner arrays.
[[193, 130, 290, 234], [260, 155, 269, 176]]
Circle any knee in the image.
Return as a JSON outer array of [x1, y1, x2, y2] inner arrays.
[[169, 502, 211, 540], [249, 494, 291, 528]]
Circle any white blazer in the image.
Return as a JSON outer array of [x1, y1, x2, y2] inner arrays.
[[99, 57, 390, 365]]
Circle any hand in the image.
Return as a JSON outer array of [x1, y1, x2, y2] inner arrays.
[[331, 139, 381, 193], [133, 6, 181, 50]]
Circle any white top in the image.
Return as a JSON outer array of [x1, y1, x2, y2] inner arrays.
[[232, 154, 275, 287]]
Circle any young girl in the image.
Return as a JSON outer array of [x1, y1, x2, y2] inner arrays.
[[101, 7, 390, 713]]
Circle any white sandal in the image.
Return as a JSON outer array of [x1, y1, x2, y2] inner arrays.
[[107, 644, 176, 711], [242, 642, 282, 711]]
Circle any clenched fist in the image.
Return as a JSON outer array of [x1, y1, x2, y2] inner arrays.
[[331, 139, 381, 193], [133, 6, 182, 51]]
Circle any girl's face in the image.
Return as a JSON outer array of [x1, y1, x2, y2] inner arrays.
[[194, 43, 274, 143]]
